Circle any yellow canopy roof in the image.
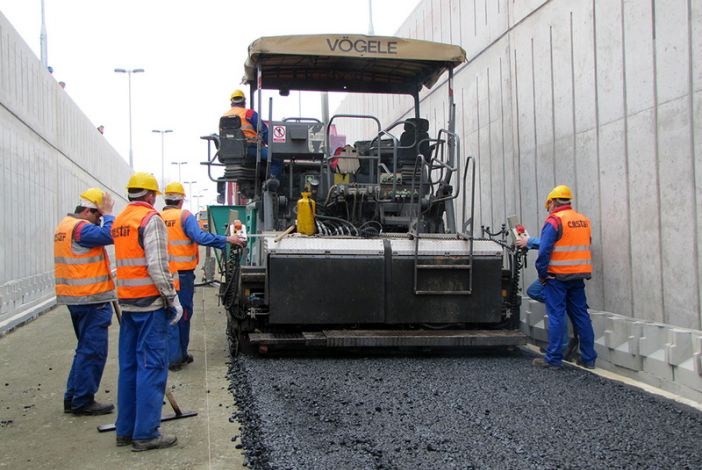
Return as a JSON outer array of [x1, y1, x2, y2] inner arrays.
[[243, 34, 466, 94]]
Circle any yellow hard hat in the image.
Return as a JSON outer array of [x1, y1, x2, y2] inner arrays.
[[80, 188, 104, 208], [126, 172, 161, 194], [545, 184, 573, 208], [165, 181, 186, 197], [230, 89, 245, 103]]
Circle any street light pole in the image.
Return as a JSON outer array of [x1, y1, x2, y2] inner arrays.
[[152, 129, 173, 189], [171, 161, 188, 181], [183, 180, 197, 210], [114, 68, 145, 168], [40, 0, 48, 68]]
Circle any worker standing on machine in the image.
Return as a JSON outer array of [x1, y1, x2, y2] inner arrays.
[[222, 89, 282, 180], [112, 172, 182, 451], [531, 185, 597, 369], [161, 182, 245, 370], [54, 188, 116, 416]]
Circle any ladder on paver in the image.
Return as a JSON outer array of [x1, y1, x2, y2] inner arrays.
[[412, 148, 475, 296]]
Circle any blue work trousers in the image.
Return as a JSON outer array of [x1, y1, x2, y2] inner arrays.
[[543, 279, 597, 366], [168, 270, 195, 366], [65, 303, 112, 409], [116, 309, 169, 440], [247, 145, 282, 179], [527, 280, 569, 353]]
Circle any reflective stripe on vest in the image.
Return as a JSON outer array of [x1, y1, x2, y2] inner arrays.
[[53, 215, 116, 305], [112, 203, 163, 302], [162, 208, 199, 271], [548, 209, 593, 277], [222, 106, 257, 141]]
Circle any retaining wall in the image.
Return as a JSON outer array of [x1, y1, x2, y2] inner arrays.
[[0, 12, 131, 333]]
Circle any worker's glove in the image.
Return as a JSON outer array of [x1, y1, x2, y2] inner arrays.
[[169, 296, 183, 325], [170, 305, 183, 325], [227, 235, 247, 248]]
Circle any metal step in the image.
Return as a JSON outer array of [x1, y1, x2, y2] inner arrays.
[[248, 329, 526, 348]]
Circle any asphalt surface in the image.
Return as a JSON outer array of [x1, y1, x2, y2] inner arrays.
[[228, 349, 702, 470]]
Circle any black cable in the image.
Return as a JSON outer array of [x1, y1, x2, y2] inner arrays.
[[220, 246, 246, 320]]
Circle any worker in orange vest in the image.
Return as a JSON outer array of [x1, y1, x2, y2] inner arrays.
[[161, 182, 245, 370], [515, 193, 570, 355], [112, 172, 182, 452], [532, 185, 597, 369], [54, 188, 116, 416], [223, 89, 282, 179]]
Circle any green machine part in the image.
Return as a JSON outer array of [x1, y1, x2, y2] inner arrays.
[[206, 205, 256, 265]]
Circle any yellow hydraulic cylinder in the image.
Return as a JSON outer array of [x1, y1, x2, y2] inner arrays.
[[296, 192, 316, 235]]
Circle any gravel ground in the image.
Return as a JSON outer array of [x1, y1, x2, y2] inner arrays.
[[227, 349, 702, 469]]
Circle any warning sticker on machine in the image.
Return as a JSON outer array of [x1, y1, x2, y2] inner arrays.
[[273, 125, 286, 143]]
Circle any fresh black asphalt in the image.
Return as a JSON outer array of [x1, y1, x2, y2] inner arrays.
[[227, 349, 702, 469]]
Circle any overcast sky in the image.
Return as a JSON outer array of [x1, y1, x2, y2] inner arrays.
[[0, 0, 421, 206]]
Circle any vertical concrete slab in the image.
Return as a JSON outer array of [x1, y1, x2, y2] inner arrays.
[[484, 60, 504, 227], [532, 22, 556, 222], [657, 98, 698, 329], [498, 48, 518, 219], [477, 70, 494, 229], [571, 2, 598, 133], [594, 0, 625, 125], [623, 0, 655, 115], [449, 0, 463, 47], [598, 119, 632, 315], [692, 1, 702, 331], [574, 129, 604, 309], [438, 0, 451, 44], [656, 0, 692, 103], [627, 109, 664, 322], [512, 33, 539, 235], [551, 13, 576, 185]]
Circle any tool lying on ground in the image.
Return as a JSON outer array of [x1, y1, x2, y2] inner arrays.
[[97, 300, 197, 433]]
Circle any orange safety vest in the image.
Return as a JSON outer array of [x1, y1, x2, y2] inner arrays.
[[222, 106, 257, 141], [112, 202, 178, 305], [162, 207, 199, 271], [53, 216, 116, 305], [548, 208, 593, 279]]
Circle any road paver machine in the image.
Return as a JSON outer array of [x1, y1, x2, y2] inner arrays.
[[201, 34, 526, 352]]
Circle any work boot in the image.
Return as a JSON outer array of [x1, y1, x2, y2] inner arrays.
[[116, 435, 133, 447], [64, 398, 72, 413], [576, 359, 596, 370], [72, 400, 114, 416], [532, 358, 561, 369], [168, 362, 183, 372], [131, 434, 178, 452], [185, 353, 194, 364]]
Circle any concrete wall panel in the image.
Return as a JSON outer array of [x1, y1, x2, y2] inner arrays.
[[623, 0, 655, 115], [657, 98, 698, 328], [0, 12, 131, 332], [574, 129, 604, 307], [594, 0, 625, 125], [598, 119, 632, 314], [656, 0, 691, 103], [627, 109, 664, 322], [571, 1, 597, 133]]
